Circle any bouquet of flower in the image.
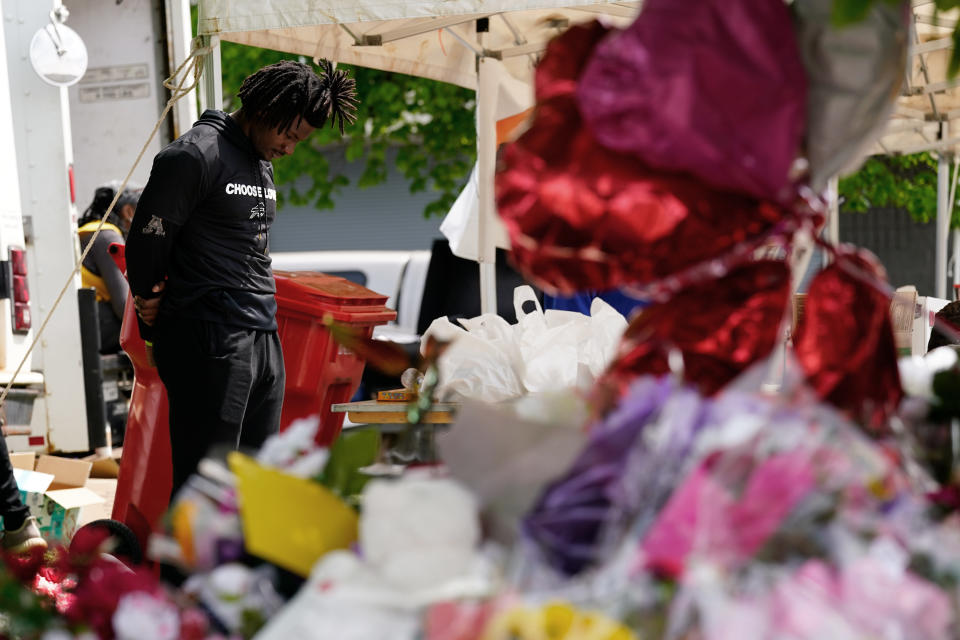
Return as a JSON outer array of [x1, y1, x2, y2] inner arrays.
[[496, 371, 960, 639], [0, 527, 217, 640]]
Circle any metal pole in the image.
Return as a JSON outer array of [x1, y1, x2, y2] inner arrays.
[[827, 176, 840, 246], [165, 0, 199, 137], [937, 135, 951, 299], [477, 57, 498, 315], [953, 228, 960, 297], [199, 34, 222, 113]]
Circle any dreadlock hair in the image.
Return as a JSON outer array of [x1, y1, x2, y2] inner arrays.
[[235, 59, 359, 135], [78, 182, 141, 229]]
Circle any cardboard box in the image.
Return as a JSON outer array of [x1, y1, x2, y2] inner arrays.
[[890, 288, 917, 357], [377, 388, 415, 402], [10, 453, 105, 543]]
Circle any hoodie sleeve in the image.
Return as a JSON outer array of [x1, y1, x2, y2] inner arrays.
[[126, 141, 207, 340]]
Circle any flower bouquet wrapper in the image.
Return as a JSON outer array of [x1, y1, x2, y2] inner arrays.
[[227, 451, 358, 577]]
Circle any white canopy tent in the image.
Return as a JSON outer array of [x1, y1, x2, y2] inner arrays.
[[195, 0, 641, 314], [873, 1, 960, 299], [195, 0, 960, 306]]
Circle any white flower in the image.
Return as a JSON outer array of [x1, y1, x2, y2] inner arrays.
[[899, 347, 958, 400], [208, 563, 252, 600], [257, 416, 322, 468], [286, 448, 330, 478], [112, 592, 180, 640]]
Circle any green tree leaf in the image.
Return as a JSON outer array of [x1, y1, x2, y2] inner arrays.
[[838, 152, 960, 227]]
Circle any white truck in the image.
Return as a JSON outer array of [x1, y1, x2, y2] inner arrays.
[[0, 1, 45, 450], [0, 0, 194, 453]]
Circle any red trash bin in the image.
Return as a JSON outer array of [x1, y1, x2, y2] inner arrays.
[[112, 267, 396, 551], [109, 245, 173, 554], [274, 270, 396, 445]]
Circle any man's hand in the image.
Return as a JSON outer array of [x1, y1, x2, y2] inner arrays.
[[134, 281, 165, 326]]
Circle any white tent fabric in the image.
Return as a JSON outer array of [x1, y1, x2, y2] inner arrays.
[[197, 1, 639, 90], [441, 58, 529, 261], [441, 164, 511, 261], [196, 0, 960, 155], [873, 3, 960, 156]]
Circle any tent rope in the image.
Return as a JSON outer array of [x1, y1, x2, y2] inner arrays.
[[0, 39, 212, 414]]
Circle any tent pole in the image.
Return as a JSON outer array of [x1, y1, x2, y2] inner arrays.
[[953, 228, 960, 298], [477, 57, 498, 315], [199, 34, 222, 113], [166, 0, 199, 138], [937, 128, 951, 300], [827, 176, 839, 247]]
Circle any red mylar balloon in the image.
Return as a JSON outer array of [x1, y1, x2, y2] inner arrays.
[[594, 260, 790, 405], [496, 22, 788, 295], [794, 250, 902, 433]]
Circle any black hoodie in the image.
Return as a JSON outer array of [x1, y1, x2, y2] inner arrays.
[[127, 110, 278, 341]]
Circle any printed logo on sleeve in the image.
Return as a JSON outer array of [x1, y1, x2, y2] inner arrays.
[[142, 215, 166, 237], [226, 182, 277, 201]]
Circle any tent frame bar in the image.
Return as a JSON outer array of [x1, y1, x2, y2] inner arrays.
[[916, 14, 957, 29], [358, 14, 491, 46], [911, 36, 953, 55], [888, 135, 960, 155], [903, 77, 960, 97], [483, 40, 551, 59], [443, 26, 483, 56], [569, 4, 638, 18]]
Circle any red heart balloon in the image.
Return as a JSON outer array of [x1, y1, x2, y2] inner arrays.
[[496, 23, 789, 295], [594, 260, 791, 405], [794, 250, 902, 432]]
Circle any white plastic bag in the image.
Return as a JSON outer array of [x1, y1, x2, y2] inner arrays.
[[513, 286, 584, 393], [583, 296, 630, 377], [420, 286, 627, 402], [422, 315, 524, 402], [513, 286, 628, 393]]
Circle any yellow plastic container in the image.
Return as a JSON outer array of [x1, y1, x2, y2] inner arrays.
[[228, 452, 358, 576]]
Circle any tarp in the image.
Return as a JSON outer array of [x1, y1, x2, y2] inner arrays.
[[196, 0, 960, 155], [197, 1, 639, 90], [875, 3, 960, 155]]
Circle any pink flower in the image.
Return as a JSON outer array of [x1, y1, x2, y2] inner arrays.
[[641, 449, 815, 576], [178, 607, 211, 640], [771, 555, 954, 639]]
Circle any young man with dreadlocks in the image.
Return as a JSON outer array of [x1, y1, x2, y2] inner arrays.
[[126, 60, 358, 494]]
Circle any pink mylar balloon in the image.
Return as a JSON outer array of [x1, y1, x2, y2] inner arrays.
[[577, 0, 807, 203]]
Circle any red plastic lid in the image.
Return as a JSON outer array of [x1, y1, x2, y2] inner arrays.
[[274, 270, 396, 323]]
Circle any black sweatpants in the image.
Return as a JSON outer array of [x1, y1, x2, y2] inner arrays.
[[0, 435, 28, 530], [153, 316, 285, 497]]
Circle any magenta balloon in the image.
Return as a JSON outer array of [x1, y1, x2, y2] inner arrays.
[[577, 0, 808, 203]]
